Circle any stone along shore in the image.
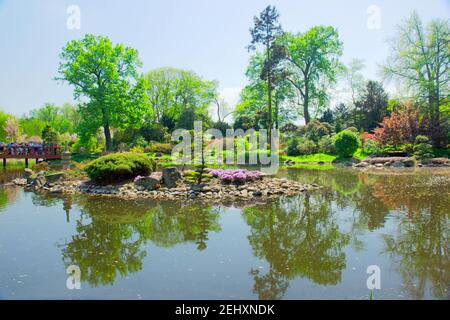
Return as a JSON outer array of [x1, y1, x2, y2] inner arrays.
[[12, 167, 322, 202]]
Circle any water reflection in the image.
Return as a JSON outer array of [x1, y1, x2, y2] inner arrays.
[[0, 167, 448, 299], [281, 167, 450, 298], [244, 194, 349, 299], [54, 197, 221, 286]]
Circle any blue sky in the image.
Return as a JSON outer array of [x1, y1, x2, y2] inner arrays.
[[0, 0, 449, 116]]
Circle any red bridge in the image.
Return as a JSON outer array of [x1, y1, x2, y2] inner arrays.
[[0, 144, 62, 167]]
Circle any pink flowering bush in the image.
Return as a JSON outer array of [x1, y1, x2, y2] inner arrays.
[[207, 169, 263, 183]]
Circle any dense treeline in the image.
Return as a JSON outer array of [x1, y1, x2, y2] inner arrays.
[[0, 7, 448, 157]]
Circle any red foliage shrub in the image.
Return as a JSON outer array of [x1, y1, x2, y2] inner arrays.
[[374, 103, 420, 146], [361, 132, 375, 142]]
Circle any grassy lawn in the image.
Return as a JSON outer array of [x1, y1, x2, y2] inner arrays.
[[281, 163, 335, 170], [280, 153, 337, 163]]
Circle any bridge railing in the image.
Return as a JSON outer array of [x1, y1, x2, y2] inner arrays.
[[0, 144, 62, 158]]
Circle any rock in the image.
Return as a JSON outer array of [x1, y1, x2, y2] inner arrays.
[[162, 167, 181, 188], [44, 172, 65, 184], [13, 178, 27, 186], [23, 168, 35, 178], [29, 175, 46, 188], [190, 184, 205, 192], [384, 161, 392, 167], [135, 185, 145, 191], [392, 161, 405, 168], [354, 162, 369, 168], [134, 176, 160, 191], [402, 158, 416, 167], [430, 158, 450, 165], [375, 163, 383, 168]]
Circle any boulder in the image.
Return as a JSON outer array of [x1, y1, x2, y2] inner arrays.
[[402, 158, 416, 167], [29, 175, 46, 189], [44, 172, 65, 184], [162, 167, 181, 188], [134, 176, 160, 191], [23, 168, 35, 179], [354, 162, 369, 168], [431, 158, 450, 165], [13, 178, 27, 186], [392, 161, 405, 168], [190, 184, 205, 192]]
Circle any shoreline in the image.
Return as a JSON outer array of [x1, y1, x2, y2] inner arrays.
[[11, 173, 322, 202]]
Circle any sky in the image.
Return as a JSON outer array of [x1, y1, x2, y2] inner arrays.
[[0, 0, 449, 116]]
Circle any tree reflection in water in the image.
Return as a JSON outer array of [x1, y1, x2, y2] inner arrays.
[[55, 196, 221, 287], [281, 167, 450, 299], [243, 194, 349, 299], [25, 167, 449, 298]]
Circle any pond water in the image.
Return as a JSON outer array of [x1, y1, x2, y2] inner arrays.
[[0, 167, 448, 300]]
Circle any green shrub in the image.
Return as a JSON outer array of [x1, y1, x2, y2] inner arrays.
[[287, 138, 300, 156], [401, 143, 414, 155], [364, 139, 380, 155], [42, 125, 59, 144], [318, 135, 336, 154], [145, 142, 172, 154], [333, 130, 360, 158], [298, 120, 333, 143], [413, 135, 434, 159], [71, 136, 104, 154], [297, 139, 318, 155], [85, 152, 155, 184], [344, 127, 358, 133], [140, 124, 170, 143], [132, 136, 148, 148]]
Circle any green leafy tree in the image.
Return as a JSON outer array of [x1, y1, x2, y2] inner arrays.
[[19, 117, 47, 138], [57, 34, 149, 151], [41, 125, 59, 144], [382, 12, 449, 144], [281, 26, 344, 124], [0, 110, 11, 142], [145, 67, 217, 131], [235, 52, 295, 130], [25, 103, 80, 135], [248, 5, 283, 143], [343, 58, 366, 124], [356, 80, 389, 131]]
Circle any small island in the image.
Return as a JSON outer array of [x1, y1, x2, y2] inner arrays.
[[12, 152, 321, 203]]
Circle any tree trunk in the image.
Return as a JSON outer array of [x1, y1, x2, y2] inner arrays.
[[103, 123, 112, 152], [303, 81, 310, 124], [266, 44, 273, 150], [303, 93, 310, 124], [102, 107, 112, 151]]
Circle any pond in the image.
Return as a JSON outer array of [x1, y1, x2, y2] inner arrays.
[[0, 167, 448, 299]]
